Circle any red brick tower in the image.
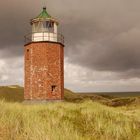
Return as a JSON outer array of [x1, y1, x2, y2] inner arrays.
[[24, 7, 64, 101]]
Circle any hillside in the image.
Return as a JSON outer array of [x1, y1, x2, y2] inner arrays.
[[0, 86, 108, 102], [79, 92, 140, 97], [0, 85, 24, 102], [0, 86, 140, 107], [0, 86, 139, 140]]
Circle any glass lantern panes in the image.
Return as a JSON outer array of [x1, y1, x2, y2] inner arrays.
[[46, 21, 54, 32]]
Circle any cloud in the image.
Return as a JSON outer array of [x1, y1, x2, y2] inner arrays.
[[64, 58, 140, 92], [0, 0, 140, 91], [0, 57, 23, 85]]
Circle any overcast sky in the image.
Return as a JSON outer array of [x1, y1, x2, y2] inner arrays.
[[0, 0, 140, 92]]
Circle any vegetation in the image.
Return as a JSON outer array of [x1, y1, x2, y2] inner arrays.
[[0, 100, 140, 140], [0, 85, 23, 102], [0, 86, 139, 140], [79, 92, 140, 97]]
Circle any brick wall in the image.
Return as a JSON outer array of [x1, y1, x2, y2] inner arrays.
[[24, 42, 64, 100]]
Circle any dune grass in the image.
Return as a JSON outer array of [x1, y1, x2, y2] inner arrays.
[[0, 86, 140, 139], [0, 86, 24, 102], [0, 100, 139, 140], [0, 86, 139, 107]]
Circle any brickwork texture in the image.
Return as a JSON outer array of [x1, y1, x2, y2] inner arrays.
[[24, 42, 64, 100]]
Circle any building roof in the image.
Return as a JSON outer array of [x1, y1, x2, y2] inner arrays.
[[31, 7, 58, 24], [36, 7, 51, 19]]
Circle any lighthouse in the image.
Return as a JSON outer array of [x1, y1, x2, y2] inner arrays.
[[24, 7, 64, 101]]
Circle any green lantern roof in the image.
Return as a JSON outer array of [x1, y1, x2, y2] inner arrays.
[[31, 7, 59, 25], [36, 7, 51, 19]]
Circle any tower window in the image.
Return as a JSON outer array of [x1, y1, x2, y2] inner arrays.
[[27, 49, 29, 60], [46, 21, 53, 28], [46, 21, 54, 32], [52, 85, 56, 92]]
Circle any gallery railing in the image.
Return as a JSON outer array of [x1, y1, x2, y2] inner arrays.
[[24, 32, 64, 45]]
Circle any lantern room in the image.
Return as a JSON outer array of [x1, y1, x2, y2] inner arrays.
[[25, 7, 64, 44]]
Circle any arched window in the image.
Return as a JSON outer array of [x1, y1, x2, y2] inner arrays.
[[52, 85, 56, 92]]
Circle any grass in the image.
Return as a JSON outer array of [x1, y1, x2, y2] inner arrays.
[[0, 85, 24, 102], [0, 86, 140, 140], [0, 100, 140, 140], [79, 92, 140, 97], [0, 85, 140, 107]]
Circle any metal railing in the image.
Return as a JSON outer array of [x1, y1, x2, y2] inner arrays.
[[24, 32, 64, 45]]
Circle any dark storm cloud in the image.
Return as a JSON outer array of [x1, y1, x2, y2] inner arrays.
[[0, 0, 43, 57], [0, 0, 140, 78]]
